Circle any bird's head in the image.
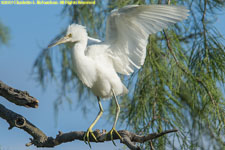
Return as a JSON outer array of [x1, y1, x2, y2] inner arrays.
[[48, 24, 87, 48]]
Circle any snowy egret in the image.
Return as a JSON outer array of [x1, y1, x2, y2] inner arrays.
[[48, 4, 189, 147]]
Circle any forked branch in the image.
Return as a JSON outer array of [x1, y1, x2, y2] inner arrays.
[[0, 81, 177, 149], [0, 103, 177, 150]]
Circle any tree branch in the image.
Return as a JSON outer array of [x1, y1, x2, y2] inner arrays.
[[0, 80, 39, 108], [0, 103, 178, 150], [163, 31, 216, 105]]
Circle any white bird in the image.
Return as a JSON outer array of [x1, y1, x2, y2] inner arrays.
[[48, 4, 189, 147]]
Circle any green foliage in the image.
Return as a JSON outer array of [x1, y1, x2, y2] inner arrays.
[[0, 20, 10, 46], [33, 0, 225, 149]]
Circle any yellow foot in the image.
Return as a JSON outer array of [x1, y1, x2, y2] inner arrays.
[[107, 128, 123, 146], [83, 128, 98, 148]]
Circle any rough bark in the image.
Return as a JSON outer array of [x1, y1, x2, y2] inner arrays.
[[0, 81, 177, 150], [0, 103, 177, 150], [0, 80, 39, 108]]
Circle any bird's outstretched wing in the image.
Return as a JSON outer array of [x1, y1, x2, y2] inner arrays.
[[105, 5, 189, 75]]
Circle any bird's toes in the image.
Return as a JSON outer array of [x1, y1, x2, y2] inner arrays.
[[83, 129, 98, 148], [107, 128, 123, 146]]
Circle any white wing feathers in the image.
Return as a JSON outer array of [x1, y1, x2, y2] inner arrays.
[[87, 36, 101, 46], [105, 5, 189, 75]]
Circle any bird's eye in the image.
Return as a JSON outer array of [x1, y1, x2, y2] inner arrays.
[[68, 33, 72, 38]]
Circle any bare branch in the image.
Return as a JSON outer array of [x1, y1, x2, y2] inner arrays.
[[0, 80, 39, 108], [0, 103, 177, 150]]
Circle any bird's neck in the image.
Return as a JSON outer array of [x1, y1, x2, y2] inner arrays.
[[72, 40, 89, 72], [72, 39, 96, 88], [73, 40, 87, 58]]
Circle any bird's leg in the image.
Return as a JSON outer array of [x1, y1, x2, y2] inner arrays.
[[83, 97, 103, 148], [107, 90, 123, 146]]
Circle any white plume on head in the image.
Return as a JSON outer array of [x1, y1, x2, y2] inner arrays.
[[66, 24, 88, 43]]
